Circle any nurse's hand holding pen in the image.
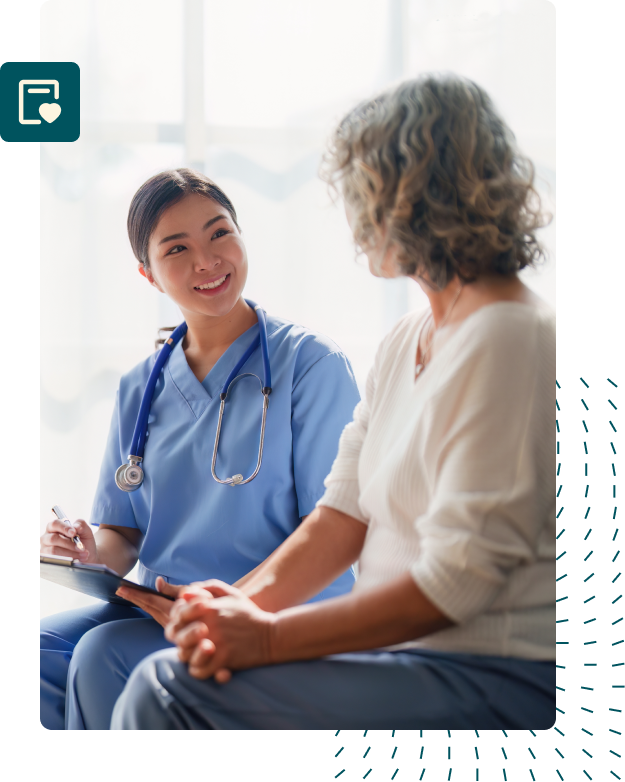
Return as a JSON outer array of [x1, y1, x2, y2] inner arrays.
[[40, 516, 143, 576], [40, 519, 182, 626], [40, 517, 97, 563]]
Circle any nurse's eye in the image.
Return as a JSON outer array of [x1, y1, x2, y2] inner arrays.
[[166, 245, 186, 256], [212, 228, 229, 240]]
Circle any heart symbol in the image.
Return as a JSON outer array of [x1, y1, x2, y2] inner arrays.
[[39, 103, 61, 123]]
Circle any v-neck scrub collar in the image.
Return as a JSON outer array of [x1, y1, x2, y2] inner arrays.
[[166, 321, 261, 418]]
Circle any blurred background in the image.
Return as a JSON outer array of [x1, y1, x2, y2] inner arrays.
[[40, 0, 555, 617]]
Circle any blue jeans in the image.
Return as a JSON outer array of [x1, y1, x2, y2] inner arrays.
[[112, 646, 556, 730]]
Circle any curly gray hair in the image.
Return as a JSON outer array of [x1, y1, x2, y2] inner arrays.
[[321, 74, 549, 288]]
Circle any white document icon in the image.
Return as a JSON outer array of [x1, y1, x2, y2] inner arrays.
[[19, 79, 60, 124]]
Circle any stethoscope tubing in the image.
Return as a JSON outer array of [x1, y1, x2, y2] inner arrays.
[[129, 321, 189, 459], [256, 305, 272, 391], [119, 299, 271, 488], [211, 372, 270, 486], [218, 302, 271, 397]]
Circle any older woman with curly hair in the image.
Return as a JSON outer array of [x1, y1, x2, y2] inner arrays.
[[114, 74, 556, 730]]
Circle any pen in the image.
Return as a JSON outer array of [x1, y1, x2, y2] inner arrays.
[[52, 505, 84, 551]]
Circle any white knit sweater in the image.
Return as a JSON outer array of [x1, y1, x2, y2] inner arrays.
[[318, 302, 556, 659]]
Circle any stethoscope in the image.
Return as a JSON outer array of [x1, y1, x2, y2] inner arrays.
[[115, 299, 272, 493]]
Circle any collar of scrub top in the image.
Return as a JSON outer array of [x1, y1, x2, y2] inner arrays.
[[117, 299, 272, 490]]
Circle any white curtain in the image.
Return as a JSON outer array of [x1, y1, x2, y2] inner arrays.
[[41, 0, 555, 617]]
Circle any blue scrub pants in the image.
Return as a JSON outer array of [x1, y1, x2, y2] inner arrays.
[[111, 647, 555, 730], [40, 603, 173, 730]]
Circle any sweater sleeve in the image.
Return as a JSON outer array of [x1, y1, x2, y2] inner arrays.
[[410, 310, 555, 623], [315, 347, 380, 524], [290, 351, 361, 518]]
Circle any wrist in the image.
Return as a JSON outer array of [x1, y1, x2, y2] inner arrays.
[[265, 610, 282, 665], [264, 607, 306, 665], [90, 543, 101, 565]]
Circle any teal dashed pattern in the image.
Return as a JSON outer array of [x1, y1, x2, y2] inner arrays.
[[332, 377, 625, 782]]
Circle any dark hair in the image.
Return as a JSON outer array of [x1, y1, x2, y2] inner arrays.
[[127, 168, 240, 270], [321, 74, 549, 288], [128, 168, 240, 346]]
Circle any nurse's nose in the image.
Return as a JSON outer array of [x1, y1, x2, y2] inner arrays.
[[193, 247, 222, 272]]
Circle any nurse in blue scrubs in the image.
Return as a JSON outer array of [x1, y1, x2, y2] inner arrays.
[[39, 168, 360, 730]]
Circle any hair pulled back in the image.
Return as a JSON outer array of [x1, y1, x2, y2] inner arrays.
[[127, 168, 239, 270]]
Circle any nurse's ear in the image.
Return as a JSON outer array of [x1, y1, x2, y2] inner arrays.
[[138, 263, 164, 292]]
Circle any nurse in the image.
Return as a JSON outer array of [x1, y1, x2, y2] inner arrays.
[[40, 168, 360, 730]]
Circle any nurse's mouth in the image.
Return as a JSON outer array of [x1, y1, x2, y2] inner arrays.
[[194, 274, 230, 296]]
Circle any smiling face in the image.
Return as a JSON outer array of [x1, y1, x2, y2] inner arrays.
[[142, 192, 248, 322]]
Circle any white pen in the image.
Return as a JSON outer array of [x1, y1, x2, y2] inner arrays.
[[52, 505, 84, 551]]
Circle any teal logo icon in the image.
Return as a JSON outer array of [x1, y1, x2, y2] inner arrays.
[[0, 62, 80, 142]]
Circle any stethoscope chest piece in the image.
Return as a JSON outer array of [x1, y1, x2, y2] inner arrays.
[[114, 300, 271, 493], [115, 457, 144, 492], [211, 373, 271, 487]]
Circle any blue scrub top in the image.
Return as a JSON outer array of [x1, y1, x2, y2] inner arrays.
[[90, 313, 360, 601]]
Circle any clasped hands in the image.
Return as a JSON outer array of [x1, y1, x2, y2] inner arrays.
[[117, 578, 276, 682]]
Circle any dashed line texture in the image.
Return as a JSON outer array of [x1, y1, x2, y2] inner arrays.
[[330, 376, 621, 779]]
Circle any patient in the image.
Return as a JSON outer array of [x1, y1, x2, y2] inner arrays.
[[114, 73, 556, 730]]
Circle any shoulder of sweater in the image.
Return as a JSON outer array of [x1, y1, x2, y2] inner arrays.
[[451, 301, 555, 354], [376, 307, 430, 357], [424, 303, 555, 418], [424, 303, 555, 401], [392, 307, 431, 335]]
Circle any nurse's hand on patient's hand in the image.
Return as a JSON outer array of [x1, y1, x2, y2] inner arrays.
[[115, 577, 203, 629], [165, 581, 276, 682], [40, 518, 97, 564]]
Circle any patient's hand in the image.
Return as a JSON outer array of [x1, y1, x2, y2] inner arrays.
[[165, 580, 276, 681]]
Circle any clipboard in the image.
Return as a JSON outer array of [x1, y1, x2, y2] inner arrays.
[[40, 555, 176, 607]]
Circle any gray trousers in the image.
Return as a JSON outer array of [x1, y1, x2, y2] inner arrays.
[[111, 646, 555, 730]]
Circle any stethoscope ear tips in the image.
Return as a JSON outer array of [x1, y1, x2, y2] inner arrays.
[[115, 458, 144, 492]]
